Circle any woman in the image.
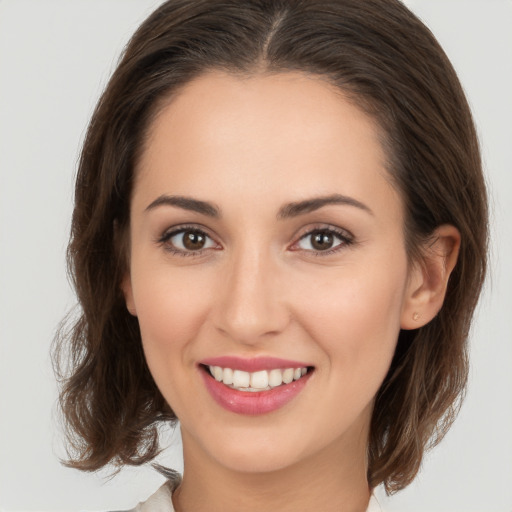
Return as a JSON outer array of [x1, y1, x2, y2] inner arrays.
[[54, 0, 488, 510]]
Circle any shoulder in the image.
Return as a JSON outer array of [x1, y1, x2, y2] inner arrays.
[[367, 494, 384, 512], [113, 473, 181, 512], [114, 475, 382, 512]]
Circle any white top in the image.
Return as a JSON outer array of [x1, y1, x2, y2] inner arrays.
[[127, 478, 383, 512]]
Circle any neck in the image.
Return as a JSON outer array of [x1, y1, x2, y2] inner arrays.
[[174, 429, 371, 512]]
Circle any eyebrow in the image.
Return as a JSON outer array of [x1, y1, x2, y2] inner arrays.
[[145, 195, 220, 217], [145, 193, 373, 218], [276, 194, 374, 219]]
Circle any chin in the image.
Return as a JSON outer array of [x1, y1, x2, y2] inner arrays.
[[204, 422, 341, 476], [211, 446, 304, 475]]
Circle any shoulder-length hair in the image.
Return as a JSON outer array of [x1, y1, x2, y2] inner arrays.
[[53, 0, 488, 494]]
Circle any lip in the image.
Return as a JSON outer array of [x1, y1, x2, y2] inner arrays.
[[199, 362, 313, 415], [199, 356, 311, 372]]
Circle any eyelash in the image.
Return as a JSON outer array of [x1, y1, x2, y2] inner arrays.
[[157, 224, 354, 258]]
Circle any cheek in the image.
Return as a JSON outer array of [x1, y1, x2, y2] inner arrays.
[[130, 264, 218, 417], [292, 261, 408, 433], [296, 257, 407, 374], [130, 264, 212, 365]]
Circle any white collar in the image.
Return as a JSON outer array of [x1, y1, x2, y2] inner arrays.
[[132, 479, 384, 512]]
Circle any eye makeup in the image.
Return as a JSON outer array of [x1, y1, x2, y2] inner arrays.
[[156, 222, 355, 259]]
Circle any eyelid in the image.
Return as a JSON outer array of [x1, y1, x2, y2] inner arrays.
[[157, 222, 354, 258], [157, 224, 221, 257], [289, 224, 355, 255]]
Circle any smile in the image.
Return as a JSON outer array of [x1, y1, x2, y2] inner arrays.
[[199, 357, 314, 415], [207, 365, 308, 391]]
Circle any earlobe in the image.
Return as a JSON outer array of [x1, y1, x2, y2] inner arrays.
[[121, 274, 137, 316], [114, 220, 136, 316], [401, 224, 460, 330]]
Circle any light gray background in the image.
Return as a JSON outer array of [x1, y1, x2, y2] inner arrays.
[[0, 1, 511, 510]]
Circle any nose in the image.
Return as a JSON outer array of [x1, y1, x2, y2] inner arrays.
[[212, 244, 290, 345]]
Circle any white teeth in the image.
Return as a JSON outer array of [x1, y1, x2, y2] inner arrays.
[[213, 366, 223, 382], [268, 369, 283, 387], [223, 367, 234, 385], [282, 368, 294, 384], [250, 370, 268, 389], [207, 365, 310, 391], [232, 370, 250, 388]]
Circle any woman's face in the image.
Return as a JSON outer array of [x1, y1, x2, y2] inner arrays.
[[123, 71, 418, 474]]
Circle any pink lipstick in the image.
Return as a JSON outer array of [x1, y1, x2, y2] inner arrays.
[[199, 356, 313, 415]]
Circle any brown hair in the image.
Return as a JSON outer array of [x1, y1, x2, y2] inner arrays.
[[53, 0, 488, 494]]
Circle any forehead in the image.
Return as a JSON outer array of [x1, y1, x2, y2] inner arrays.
[[135, 70, 401, 223]]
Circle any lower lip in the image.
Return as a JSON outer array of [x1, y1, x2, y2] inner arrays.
[[200, 367, 313, 415]]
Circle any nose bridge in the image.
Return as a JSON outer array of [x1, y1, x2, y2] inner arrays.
[[214, 239, 288, 343]]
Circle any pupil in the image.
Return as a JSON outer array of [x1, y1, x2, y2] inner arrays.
[[184, 231, 205, 250], [311, 231, 333, 250]]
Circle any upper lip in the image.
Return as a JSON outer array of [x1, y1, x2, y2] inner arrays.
[[199, 356, 312, 373]]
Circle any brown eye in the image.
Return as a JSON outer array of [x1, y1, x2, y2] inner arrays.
[[182, 230, 206, 250], [163, 228, 217, 254], [295, 228, 352, 254], [310, 231, 335, 251]]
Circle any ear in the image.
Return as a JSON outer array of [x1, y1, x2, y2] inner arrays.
[[121, 273, 137, 317], [401, 224, 460, 330], [114, 219, 137, 316]]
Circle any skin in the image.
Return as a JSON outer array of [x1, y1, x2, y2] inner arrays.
[[122, 71, 460, 512]]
